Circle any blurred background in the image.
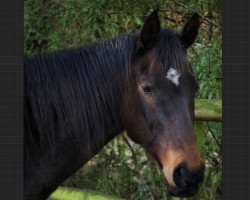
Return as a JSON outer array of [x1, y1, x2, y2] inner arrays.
[[24, 0, 222, 199]]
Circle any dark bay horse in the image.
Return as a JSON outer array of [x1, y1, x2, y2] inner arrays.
[[24, 11, 204, 199]]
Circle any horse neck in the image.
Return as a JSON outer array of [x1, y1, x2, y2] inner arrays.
[[73, 39, 134, 162]]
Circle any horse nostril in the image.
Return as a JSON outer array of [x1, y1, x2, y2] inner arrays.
[[173, 163, 205, 188], [173, 165, 189, 187]]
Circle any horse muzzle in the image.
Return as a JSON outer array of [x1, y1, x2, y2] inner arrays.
[[164, 162, 205, 197]]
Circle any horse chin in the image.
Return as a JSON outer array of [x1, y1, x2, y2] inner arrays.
[[164, 177, 199, 198]]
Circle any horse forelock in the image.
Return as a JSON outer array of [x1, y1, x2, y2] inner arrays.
[[153, 29, 187, 74]]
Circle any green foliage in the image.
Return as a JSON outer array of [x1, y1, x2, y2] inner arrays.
[[190, 39, 222, 99], [25, 0, 222, 200]]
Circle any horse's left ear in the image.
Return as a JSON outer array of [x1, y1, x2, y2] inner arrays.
[[139, 10, 161, 49], [180, 13, 201, 48]]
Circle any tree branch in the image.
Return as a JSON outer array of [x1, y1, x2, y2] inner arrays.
[[206, 122, 221, 148], [173, 0, 221, 30], [122, 134, 137, 165]]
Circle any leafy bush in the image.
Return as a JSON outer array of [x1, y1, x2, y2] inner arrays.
[[190, 39, 222, 99]]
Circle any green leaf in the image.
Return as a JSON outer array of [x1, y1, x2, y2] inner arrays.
[[134, 16, 141, 26], [208, 91, 214, 99]]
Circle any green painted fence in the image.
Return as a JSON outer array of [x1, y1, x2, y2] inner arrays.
[[195, 99, 222, 122], [49, 99, 222, 200], [49, 187, 124, 200]]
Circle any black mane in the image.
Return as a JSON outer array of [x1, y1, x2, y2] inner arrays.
[[24, 33, 137, 155]]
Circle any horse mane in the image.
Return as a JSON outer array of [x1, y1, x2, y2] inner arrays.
[[24, 28, 186, 155], [24, 33, 137, 154]]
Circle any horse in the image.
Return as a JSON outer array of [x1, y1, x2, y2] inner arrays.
[[24, 11, 204, 199]]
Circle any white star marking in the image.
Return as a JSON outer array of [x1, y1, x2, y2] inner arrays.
[[166, 67, 181, 86]]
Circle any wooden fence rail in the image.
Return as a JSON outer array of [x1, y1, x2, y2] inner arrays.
[[195, 99, 222, 122]]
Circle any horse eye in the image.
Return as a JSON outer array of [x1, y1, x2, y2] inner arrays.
[[142, 84, 152, 94]]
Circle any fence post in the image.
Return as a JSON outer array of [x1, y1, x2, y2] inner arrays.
[[193, 121, 206, 199], [194, 121, 206, 162]]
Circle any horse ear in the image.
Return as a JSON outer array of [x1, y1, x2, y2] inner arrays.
[[180, 13, 201, 48], [139, 10, 161, 49]]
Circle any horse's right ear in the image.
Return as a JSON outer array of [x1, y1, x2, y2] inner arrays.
[[138, 10, 161, 50], [179, 13, 201, 48]]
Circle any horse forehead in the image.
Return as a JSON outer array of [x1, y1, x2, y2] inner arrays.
[[166, 67, 181, 86]]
